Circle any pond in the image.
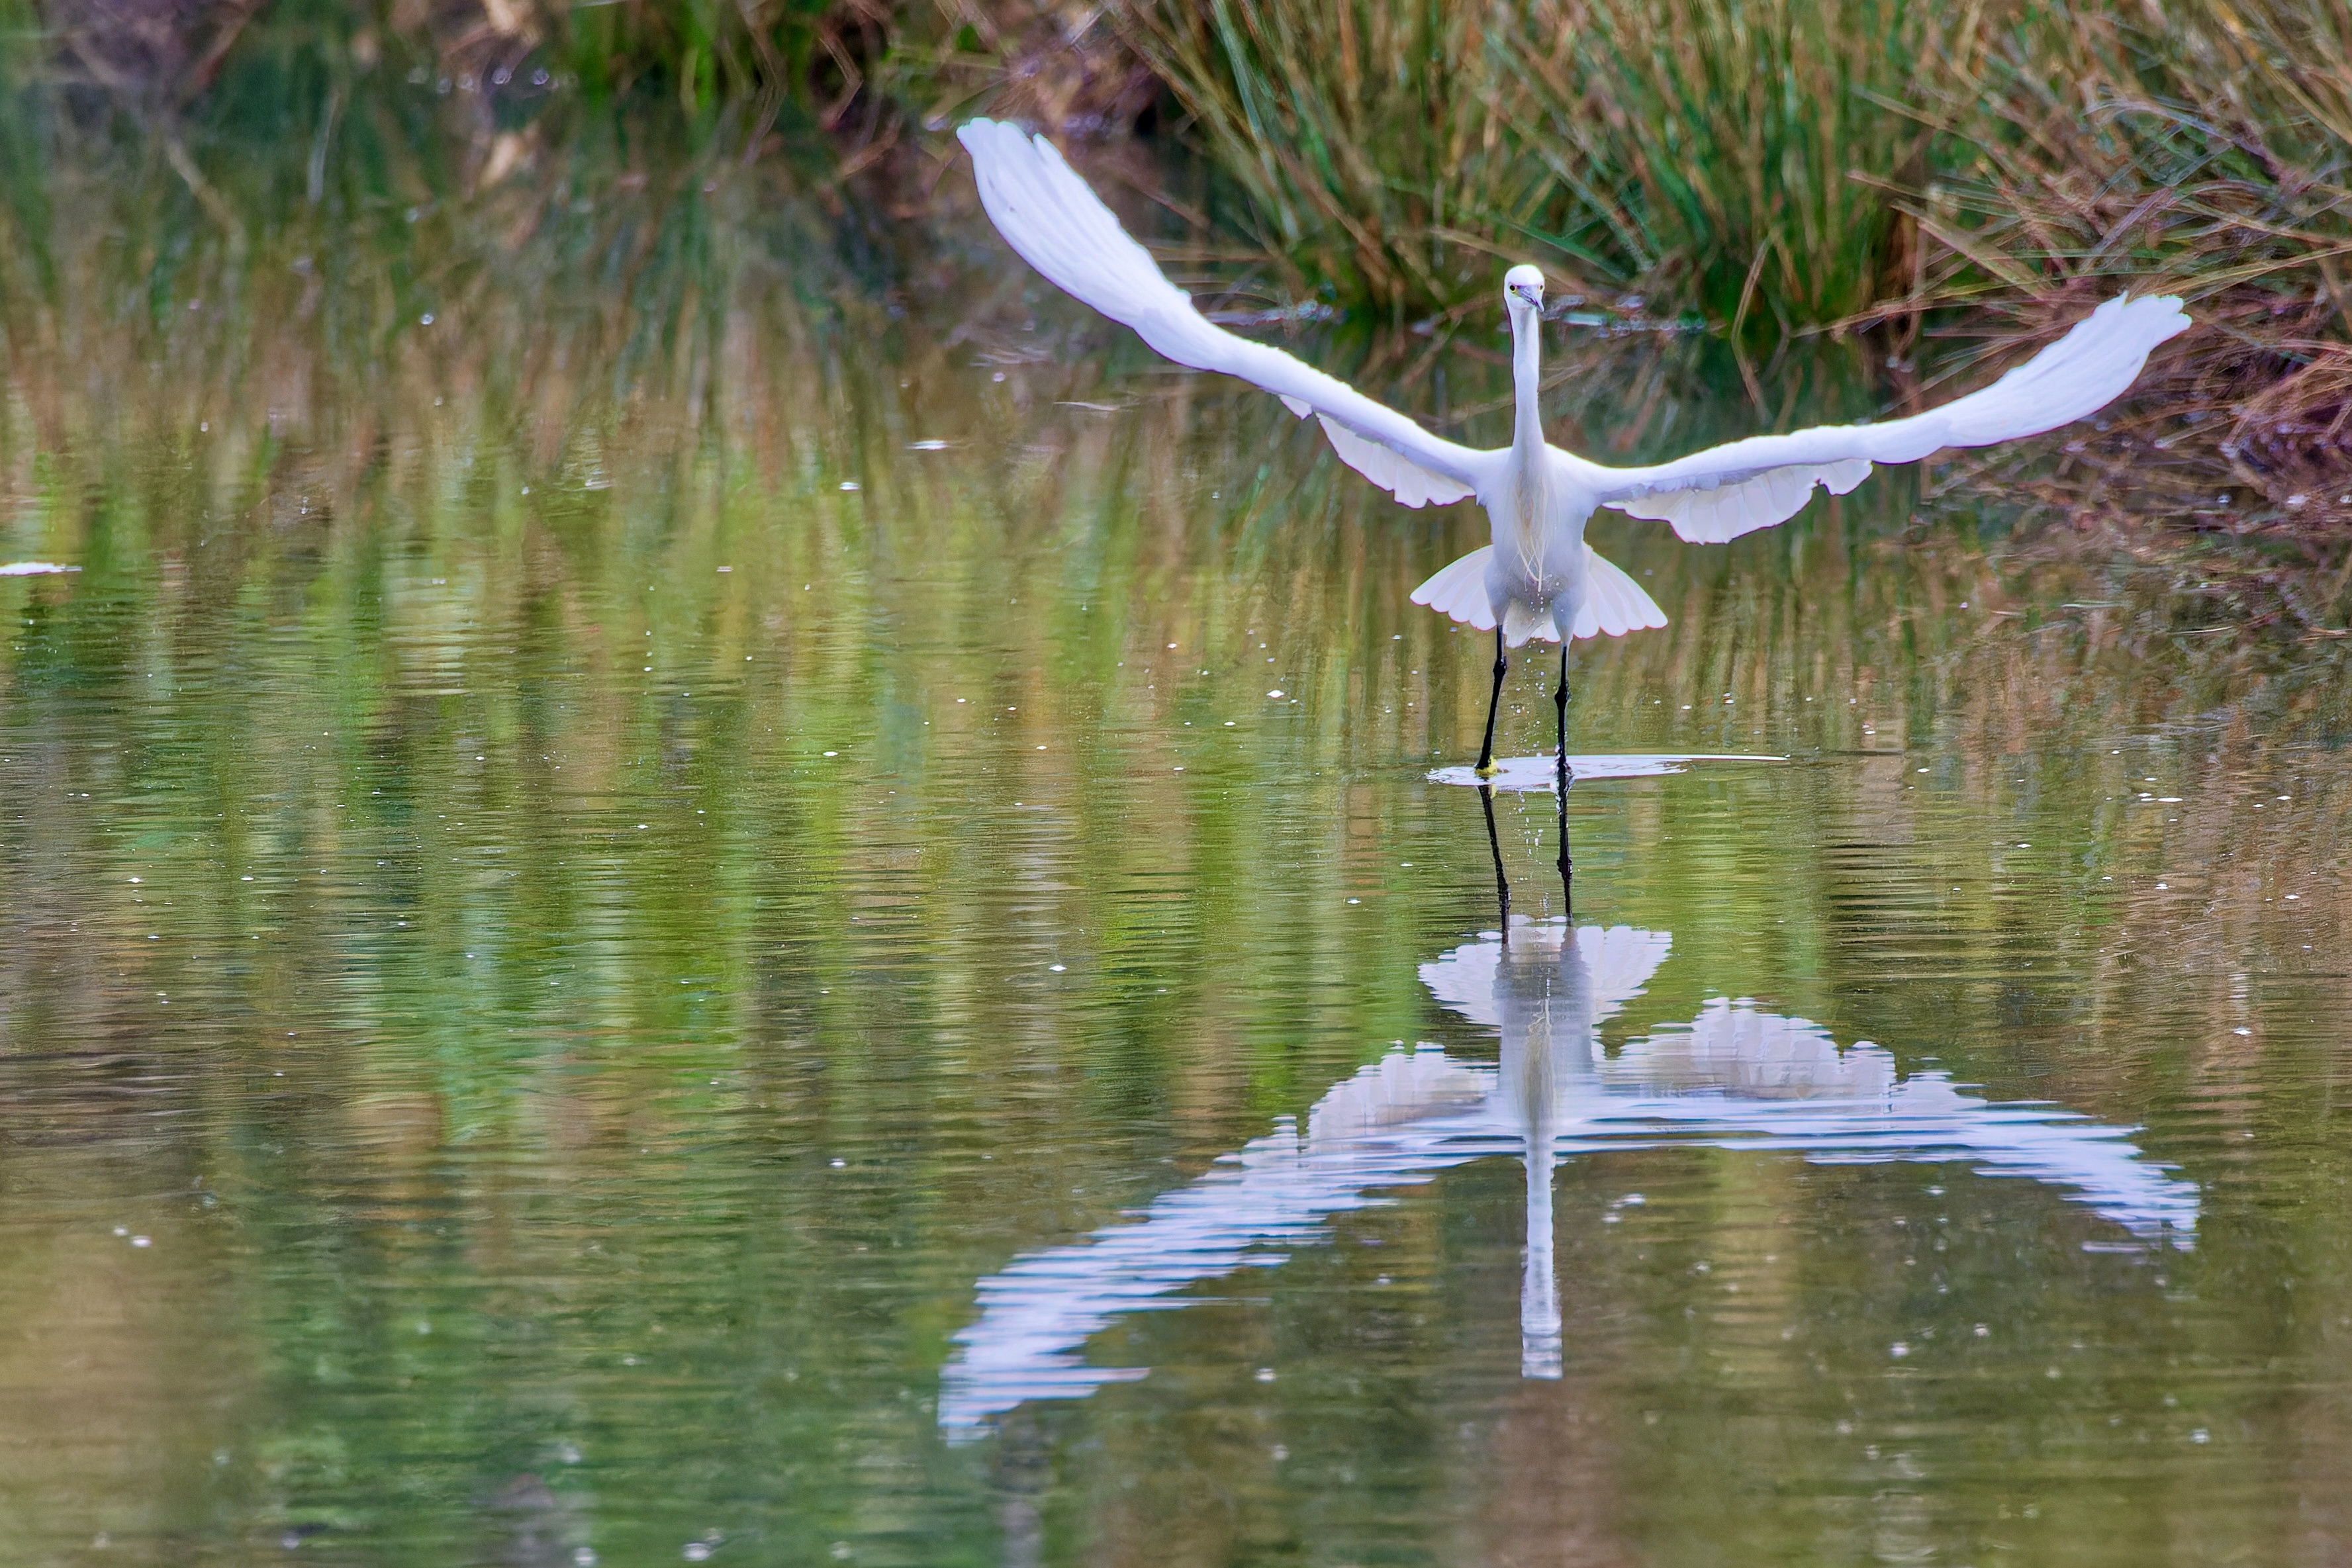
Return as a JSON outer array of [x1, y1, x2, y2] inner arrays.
[[3, 167, 2351, 1567]]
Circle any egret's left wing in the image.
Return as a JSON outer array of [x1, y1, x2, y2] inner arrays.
[[1582, 295, 2190, 543], [960, 118, 1491, 507]]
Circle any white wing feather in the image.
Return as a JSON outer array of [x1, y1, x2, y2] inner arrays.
[[1571, 549, 1669, 639], [1591, 295, 2189, 543], [959, 118, 1494, 500], [1317, 416, 1476, 507]]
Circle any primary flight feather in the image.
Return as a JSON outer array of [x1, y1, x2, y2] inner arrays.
[[957, 117, 2190, 778]]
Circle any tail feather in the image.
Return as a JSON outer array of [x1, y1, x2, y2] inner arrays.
[[1503, 600, 1559, 645], [1571, 548, 1669, 639], [1413, 544, 1668, 645], [1409, 546, 1497, 631]]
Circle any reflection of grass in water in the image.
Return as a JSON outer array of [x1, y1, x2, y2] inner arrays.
[[5, 248, 2352, 1552], [0, 0, 898, 461], [0, 107, 855, 480]]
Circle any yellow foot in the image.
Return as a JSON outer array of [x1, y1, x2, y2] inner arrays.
[[1474, 760, 1502, 779]]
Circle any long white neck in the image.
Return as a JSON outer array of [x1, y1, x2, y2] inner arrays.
[[1509, 307, 1545, 461]]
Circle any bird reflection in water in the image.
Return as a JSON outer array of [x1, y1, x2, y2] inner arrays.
[[1478, 768, 1575, 933], [939, 876, 2197, 1436]]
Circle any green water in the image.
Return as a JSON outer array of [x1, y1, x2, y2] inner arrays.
[[5, 168, 2352, 1568]]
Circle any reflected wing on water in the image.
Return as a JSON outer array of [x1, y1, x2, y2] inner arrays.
[[937, 1050, 1496, 1437], [942, 926, 2197, 1435], [1583, 1002, 2199, 1244]]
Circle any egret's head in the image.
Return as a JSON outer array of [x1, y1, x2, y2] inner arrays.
[[1504, 264, 1545, 316]]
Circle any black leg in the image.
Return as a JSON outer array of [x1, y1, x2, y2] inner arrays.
[[1476, 627, 1508, 778], [1480, 783, 1511, 941], [1553, 641, 1572, 788], [1554, 643, 1574, 898]]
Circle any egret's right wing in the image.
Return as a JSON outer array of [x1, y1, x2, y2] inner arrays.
[[961, 119, 1491, 507]]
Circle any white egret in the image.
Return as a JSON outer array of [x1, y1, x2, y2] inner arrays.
[[958, 119, 2190, 777]]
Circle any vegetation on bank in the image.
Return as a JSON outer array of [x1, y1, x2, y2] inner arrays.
[[1110, 0, 2352, 522], [1, 0, 2348, 520]]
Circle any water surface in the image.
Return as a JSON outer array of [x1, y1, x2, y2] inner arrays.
[[4, 179, 2352, 1567]]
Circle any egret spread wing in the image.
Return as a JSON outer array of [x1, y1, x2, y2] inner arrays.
[[1313, 416, 1474, 507], [959, 118, 1491, 504], [1585, 294, 2190, 543]]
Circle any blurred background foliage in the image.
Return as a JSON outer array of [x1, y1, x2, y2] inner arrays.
[[0, 0, 2348, 523]]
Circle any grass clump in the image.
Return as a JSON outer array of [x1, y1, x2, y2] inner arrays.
[[1111, 0, 1962, 329], [1107, 0, 1971, 326], [1103, 0, 2352, 514], [1897, 1, 2352, 524], [1105, 1, 2351, 342]]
